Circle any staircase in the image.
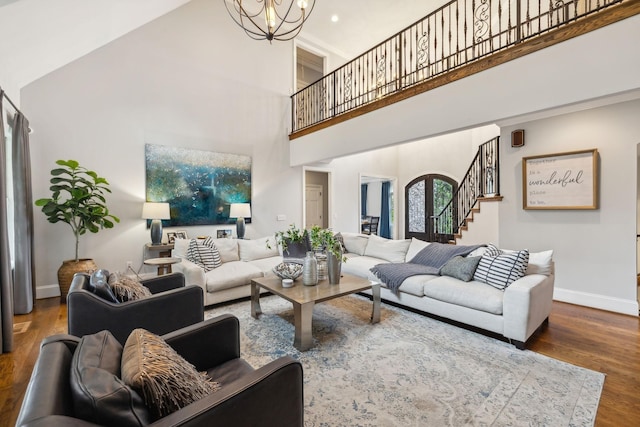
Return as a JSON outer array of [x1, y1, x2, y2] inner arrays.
[[433, 137, 502, 243]]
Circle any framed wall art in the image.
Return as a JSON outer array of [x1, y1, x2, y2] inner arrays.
[[166, 230, 188, 243], [522, 149, 598, 210], [145, 144, 252, 226], [216, 229, 233, 238]]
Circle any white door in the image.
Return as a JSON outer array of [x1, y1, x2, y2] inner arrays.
[[305, 184, 323, 228]]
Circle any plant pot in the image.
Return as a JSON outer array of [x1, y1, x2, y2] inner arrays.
[[327, 251, 342, 285], [57, 258, 97, 302]]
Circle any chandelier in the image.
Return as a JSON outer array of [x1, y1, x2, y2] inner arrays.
[[224, 0, 316, 42]]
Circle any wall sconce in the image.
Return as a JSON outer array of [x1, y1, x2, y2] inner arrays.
[[229, 203, 251, 239], [142, 202, 170, 245]]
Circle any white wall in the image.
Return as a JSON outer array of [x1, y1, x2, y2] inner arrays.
[[24, 0, 300, 296], [499, 99, 640, 315]]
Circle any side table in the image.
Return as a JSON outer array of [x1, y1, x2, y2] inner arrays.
[[143, 257, 181, 275], [145, 242, 175, 258]]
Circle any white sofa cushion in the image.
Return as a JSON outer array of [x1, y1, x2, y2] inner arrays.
[[341, 255, 385, 281], [204, 261, 263, 293], [248, 256, 283, 276], [238, 236, 279, 261], [405, 238, 430, 262], [363, 235, 411, 263], [423, 276, 505, 315], [393, 274, 438, 297], [340, 232, 369, 255], [211, 238, 240, 263]]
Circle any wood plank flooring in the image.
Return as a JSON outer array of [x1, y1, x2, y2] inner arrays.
[[0, 297, 638, 426]]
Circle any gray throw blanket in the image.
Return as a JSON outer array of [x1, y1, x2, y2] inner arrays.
[[370, 242, 484, 293]]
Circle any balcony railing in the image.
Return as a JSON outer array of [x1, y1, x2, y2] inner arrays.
[[291, 0, 625, 133]]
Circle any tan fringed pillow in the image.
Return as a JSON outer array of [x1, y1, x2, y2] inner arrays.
[[108, 273, 152, 302], [121, 328, 219, 420]]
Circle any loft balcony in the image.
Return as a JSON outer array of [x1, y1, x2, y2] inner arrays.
[[289, 0, 640, 143]]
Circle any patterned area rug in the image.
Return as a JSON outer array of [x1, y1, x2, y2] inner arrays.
[[206, 294, 603, 426]]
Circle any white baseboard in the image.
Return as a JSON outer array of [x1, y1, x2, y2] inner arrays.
[[36, 284, 60, 300], [554, 287, 639, 316]]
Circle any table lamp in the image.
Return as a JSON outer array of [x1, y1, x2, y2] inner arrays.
[[142, 202, 171, 245], [229, 203, 251, 239]]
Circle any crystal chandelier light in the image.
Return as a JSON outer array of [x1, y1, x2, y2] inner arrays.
[[224, 0, 316, 42]]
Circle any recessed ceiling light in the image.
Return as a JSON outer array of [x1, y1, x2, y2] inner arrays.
[[331, 14, 339, 23]]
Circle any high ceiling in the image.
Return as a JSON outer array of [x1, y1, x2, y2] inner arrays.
[[0, 0, 443, 98], [299, 0, 444, 58]]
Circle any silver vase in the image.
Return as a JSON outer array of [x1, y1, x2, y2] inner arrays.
[[302, 251, 318, 286], [327, 250, 342, 285], [316, 251, 327, 281]]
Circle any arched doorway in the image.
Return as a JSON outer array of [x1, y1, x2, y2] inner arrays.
[[405, 174, 457, 242]]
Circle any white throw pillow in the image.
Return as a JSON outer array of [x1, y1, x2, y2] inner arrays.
[[364, 235, 411, 263], [526, 250, 554, 275], [501, 248, 553, 276], [172, 238, 190, 259], [238, 236, 279, 261], [211, 238, 239, 263], [340, 232, 369, 255], [405, 238, 431, 262]]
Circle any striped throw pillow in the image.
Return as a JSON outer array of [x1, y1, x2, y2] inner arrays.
[[186, 238, 222, 272], [473, 249, 529, 290]]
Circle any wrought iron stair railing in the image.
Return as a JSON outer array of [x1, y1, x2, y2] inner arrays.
[[291, 0, 627, 134], [433, 137, 500, 242]]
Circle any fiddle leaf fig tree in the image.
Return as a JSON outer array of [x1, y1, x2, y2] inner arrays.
[[35, 159, 120, 262]]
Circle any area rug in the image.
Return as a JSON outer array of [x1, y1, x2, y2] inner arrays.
[[205, 295, 604, 426]]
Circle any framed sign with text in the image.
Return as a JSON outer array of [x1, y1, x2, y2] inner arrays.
[[522, 149, 598, 210]]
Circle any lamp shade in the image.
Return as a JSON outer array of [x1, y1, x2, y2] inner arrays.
[[142, 202, 170, 220], [229, 203, 251, 219]]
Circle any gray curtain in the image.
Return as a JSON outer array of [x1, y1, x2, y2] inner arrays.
[[0, 90, 14, 352], [12, 112, 34, 314]]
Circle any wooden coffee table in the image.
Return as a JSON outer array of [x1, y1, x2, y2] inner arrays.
[[251, 273, 381, 351]]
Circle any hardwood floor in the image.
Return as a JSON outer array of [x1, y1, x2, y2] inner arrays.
[[1, 297, 638, 426]]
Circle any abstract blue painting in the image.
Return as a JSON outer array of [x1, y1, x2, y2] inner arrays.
[[145, 144, 251, 226]]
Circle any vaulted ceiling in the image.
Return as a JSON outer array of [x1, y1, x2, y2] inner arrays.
[[0, 0, 443, 98]]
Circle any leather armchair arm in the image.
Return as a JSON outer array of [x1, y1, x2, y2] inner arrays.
[[152, 356, 304, 427], [163, 314, 241, 370], [67, 286, 204, 345], [19, 416, 101, 427], [142, 272, 185, 294]]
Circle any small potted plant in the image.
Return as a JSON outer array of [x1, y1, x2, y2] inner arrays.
[[35, 159, 120, 300], [270, 223, 311, 259]]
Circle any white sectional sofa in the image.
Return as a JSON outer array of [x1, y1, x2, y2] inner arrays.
[[171, 232, 554, 349], [172, 236, 283, 306], [338, 233, 555, 349]]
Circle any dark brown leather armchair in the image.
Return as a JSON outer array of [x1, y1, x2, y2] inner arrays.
[[67, 272, 204, 344], [16, 314, 304, 426]]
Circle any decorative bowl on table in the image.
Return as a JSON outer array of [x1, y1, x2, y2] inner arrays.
[[273, 262, 304, 280]]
